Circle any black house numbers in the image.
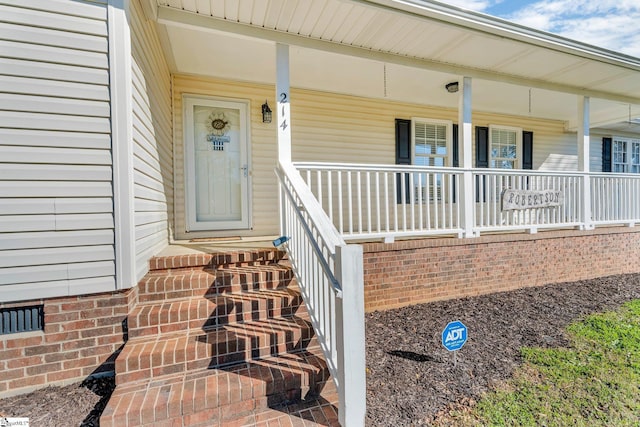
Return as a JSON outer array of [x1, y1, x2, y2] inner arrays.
[[206, 112, 231, 151], [206, 134, 230, 151], [280, 92, 288, 131]]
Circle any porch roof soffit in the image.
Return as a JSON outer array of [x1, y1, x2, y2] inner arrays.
[[152, 0, 640, 107]]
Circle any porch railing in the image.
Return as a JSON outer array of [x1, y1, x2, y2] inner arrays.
[[296, 163, 465, 239], [473, 169, 584, 232], [295, 162, 640, 240], [275, 162, 365, 426], [591, 173, 640, 225]]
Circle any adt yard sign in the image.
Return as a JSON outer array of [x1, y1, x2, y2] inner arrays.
[[442, 321, 467, 351]]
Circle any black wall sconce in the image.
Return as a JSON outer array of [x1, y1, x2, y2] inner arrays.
[[445, 82, 459, 93], [261, 100, 272, 123]]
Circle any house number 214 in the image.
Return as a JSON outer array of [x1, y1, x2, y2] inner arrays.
[[279, 92, 288, 131]]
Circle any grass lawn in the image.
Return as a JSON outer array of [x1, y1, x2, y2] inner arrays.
[[451, 299, 640, 426]]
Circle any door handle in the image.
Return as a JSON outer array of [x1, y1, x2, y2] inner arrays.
[[241, 165, 248, 177]]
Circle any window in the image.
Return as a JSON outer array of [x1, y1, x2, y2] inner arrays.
[[413, 120, 450, 167], [613, 137, 640, 173], [412, 119, 452, 201], [490, 126, 521, 169]]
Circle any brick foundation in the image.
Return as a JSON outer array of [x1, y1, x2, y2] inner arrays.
[[0, 289, 135, 398], [362, 226, 640, 312]]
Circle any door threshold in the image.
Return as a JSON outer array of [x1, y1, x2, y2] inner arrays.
[[188, 236, 242, 243]]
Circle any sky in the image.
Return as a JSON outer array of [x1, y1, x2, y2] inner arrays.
[[437, 0, 640, 58]]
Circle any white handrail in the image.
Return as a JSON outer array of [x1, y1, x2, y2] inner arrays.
[[280, 164, 344, 249], [275, 162, 366, 426], [278, 165, 343, 294]]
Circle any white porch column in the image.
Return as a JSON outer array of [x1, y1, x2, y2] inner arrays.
[[458, 77, 476, 237], [578, 96, 594, 230], [276, 43, 292, 164], [335, 244, 366, 427]]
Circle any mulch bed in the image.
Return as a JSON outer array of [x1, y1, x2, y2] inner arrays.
[[365, 273, 640, 426], [0, 376, 114, 427], [1, 273, 638, 426]]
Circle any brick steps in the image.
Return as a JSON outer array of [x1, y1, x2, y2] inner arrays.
[[129, 287, 305, 339], [102, 348, 335, 427], [116, 315, 317, 384], [101, 249, 338, 426], [247, 400, 340, 427], [137, 265, 295, 303], [148, 249, 286, 271]]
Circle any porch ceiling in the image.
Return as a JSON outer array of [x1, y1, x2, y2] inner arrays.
[[149, 0, 640, 132]]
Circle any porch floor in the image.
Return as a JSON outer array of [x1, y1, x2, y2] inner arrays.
[[159, 236, 280, 257]]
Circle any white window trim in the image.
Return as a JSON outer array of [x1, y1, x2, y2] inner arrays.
[[411, 118, 453, 167], [489, 124, 522, 169], [612, 136, 640, 173]]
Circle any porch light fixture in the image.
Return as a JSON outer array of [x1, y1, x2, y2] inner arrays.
[[445, 82, 459, 93], [261, 100, 272, 123]]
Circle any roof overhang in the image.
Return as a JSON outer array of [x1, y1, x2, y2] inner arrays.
[[148, 0, 640, 132]]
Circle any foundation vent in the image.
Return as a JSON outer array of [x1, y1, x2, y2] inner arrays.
[[0, 305, 44, 335]]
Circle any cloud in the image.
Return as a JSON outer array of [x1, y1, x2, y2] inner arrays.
[[505, 0, 640, 57]]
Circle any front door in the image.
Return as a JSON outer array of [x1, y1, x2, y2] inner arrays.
[[184, 96, 250, 231]]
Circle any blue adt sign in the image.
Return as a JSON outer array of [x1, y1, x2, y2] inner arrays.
[[442, 321, 468, 351]]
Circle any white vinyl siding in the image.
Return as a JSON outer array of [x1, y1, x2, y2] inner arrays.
[[292, 89, 576, 171], [0, 0, 114, 301], [130, 0, 172, 280]]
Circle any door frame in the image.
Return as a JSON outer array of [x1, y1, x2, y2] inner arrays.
[[183, 94, 252, 232]]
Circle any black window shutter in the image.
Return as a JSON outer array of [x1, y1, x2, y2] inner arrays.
[[452, 123, 459, 167], [395, 119, 411, 165], [475, 126, 489, 202], [451, 124, 459, 200], [475, 126, 489, 168], [602, 137, 612, 172], [395, 119, 411, 203], [522, 131, 533, 170]]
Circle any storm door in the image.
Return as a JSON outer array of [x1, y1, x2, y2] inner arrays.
[[184, 96, 250, 231]]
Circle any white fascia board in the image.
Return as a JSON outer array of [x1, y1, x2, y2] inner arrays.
[[157, 6, 640, 105], [354, 0, 640, 71]]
